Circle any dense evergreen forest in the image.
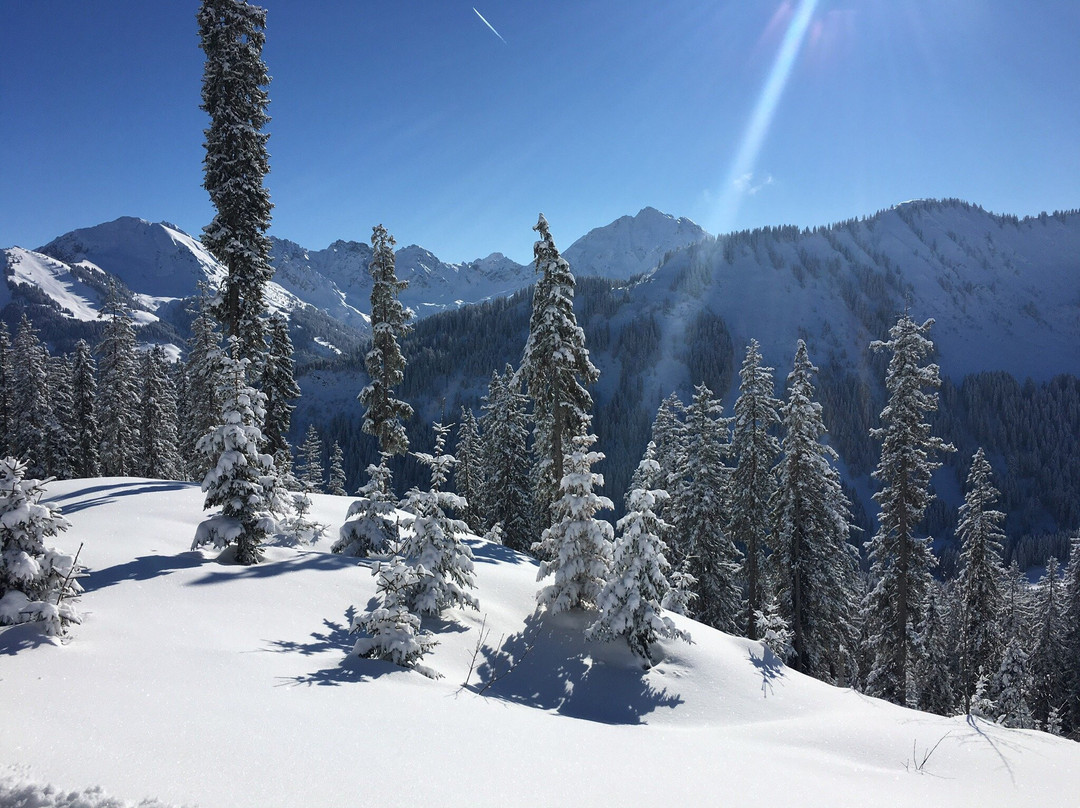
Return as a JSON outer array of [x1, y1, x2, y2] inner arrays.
[[297, 275, 1080, 575]]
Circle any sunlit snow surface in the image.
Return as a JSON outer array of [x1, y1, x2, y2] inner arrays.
[[2, 248, 102, 321], [1, 478, 1077, 807]]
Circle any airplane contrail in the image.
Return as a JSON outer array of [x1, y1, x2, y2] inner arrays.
[[473, 7, 507, 44]]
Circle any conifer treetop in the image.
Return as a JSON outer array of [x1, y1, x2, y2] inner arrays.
[[360, 224, 413, 457]]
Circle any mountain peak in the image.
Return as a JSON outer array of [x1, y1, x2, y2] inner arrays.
[[564, 207, 710, 280]]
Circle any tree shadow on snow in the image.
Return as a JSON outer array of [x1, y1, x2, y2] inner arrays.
[[468, 538, 538, 568], [469, 610, 684, 725], [270, 605, 402, 686], [748, 644, 786, 698], [266, 606, 357, 657], [0, 623, 56, 655], [186, 550, 359, 586], [46, 480, 196, 514], [81, 551, 208, 593]]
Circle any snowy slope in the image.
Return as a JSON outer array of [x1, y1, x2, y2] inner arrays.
[[563, 206, 710, 280], [1, 478, 1077, 807], [627, 200, 1080, 387], [0, 247, 105, 321], [39, 216, 226, 300]]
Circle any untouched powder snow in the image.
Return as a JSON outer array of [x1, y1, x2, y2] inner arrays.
[[1, 478, 1077, 807]]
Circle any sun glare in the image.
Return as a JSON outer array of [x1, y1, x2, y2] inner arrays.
[[712, 0, 820, 233]]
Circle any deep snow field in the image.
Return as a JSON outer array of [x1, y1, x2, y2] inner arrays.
[[2, 478, 1078, 807]]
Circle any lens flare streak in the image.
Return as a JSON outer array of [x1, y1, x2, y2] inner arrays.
[[715, 0, 819, 232]]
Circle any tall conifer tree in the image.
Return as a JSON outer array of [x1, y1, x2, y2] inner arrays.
[[43, 352, 77, 480], [0, 323, 12, 455], [10, 315, 56, 479], [261, 314, 301, 462], [480, 366, 533, 553], [1060, 535, 1080, 737], [96, 285, 141, 477], [519, 214, 599, 528], [337, 225, 413, 556], [71, 339, 101, 478], [667, 384, 741, 633], [1029, 557, 1067, 732], [180, 287, 224, 481], [864, 315, 954, 705], [729, 339, 781, 639], [327, 442, 348, 496], [452, 407, 485, 532], [139, 347, 183, 480], [359, 224, 413, 459], [296, 424, 325, 493], [955, 448, 1006, 713], [198, 0, 273, 366], [770, 341, 859, 681]]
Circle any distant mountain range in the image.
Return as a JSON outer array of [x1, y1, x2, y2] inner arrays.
[[0, 206, 708, 361]]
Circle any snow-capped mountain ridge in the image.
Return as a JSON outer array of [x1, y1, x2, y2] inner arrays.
[[2, 200, 1077, 382], [563, 205, 711, 280]]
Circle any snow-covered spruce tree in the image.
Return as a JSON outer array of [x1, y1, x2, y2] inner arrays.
[[914, 581, 957, 716], [755, 596, 794, 662], [70, 339, 101, 478], [260, 314, 300, 461], [999, 560, 1033, 648], [863, 315, 954, 706], [296, 423, 325, 493], [666, 384, 742, 633], [327, 441, 348, 496], [452, 407, 485, 532], [193, 340, 275, 565], [519, 214, 599, 529], [649, 393, 686, 493], [992, 635, 1034, 729], [955, 448, 1006, 714], [399, 423, 478, 616], [0, 322, 13, 454], [96, 284, 141, 477], [139, 346, 183, 481], [1063, 535, 1080, 737], [0, 457, 80, 636], [332, 455, 398, 556], [588, 457, 690, 667], [180, 286, 224, 481], [198, 0, 274, 366], [1028, 556, 1067, 732], [350, 555, 438, 675], [9, 315, 57, 479], [770, 341, 859, 682], [336, 225, 413, 556], [729, 339, 781, 639], [42, 351, 77, 480], [360, 223, 413, 458], [661, 566, 698, 618], [534, 429, 613, 615], [480, 366, 533, 554]]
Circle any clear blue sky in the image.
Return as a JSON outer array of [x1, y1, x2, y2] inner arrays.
[[2, 1, 1078, 264]]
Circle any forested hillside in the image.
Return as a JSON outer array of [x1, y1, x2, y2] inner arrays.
[[294, 200, 1080, 568]]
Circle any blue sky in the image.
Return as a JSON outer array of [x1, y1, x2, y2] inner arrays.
[[2, 1, 1078, 264]]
